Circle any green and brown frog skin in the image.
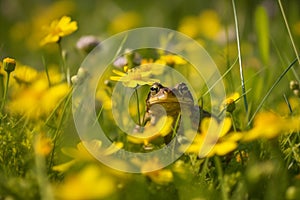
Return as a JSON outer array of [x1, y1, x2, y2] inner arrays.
[[144, 82, 212, 143]]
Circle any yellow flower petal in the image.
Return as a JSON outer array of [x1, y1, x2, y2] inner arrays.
[[103, 142, 123, 155], [55, 165, 115, 199], [145, 169, 173, 185], [40, 15, 78, 46], [112, 69, 127, 77], [213, 141, 238, 156], [52, 160, 77, 172]]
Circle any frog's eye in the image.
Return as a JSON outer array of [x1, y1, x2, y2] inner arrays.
[[150, 84, 160, 95], [177, 83, 189, 95]]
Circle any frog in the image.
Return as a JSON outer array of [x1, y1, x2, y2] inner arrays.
[[144, 82, 212, 143]]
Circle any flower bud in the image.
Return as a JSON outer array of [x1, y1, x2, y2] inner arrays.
[[223, 98, 236, 113], [77, 67, 88, 79], [290, 80, 299, 91], [123, 65, 129, 73], [104, 79, 112, 87], [76, 35, 100, 53], [113, 56, 127, 68], [293, 89, 300, 97], [3, 57, 16, 73], [286, 186, 300, 200], [71, 75, 79, 85]]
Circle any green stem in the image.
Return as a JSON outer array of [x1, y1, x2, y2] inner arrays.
[[248, 57, 298, 125], [135, 88, 141, 126], [229, 112, 237, 132], [202, 57, 238, 98], [283, 94, 293, 115], [1, 72, 11, 112], [93, 105, 104, 126], [278, 0, 300, 66], [58, 41, 70, 85], [45, 88, 73, 126], [0, 74, 4, 100], [214, 156, 229, 200], [232, 0, 248, 115], [48, 90, 72, 171], [199, 157, 209, 174], [42, 56, 51, 87], [35, 149, 54, 200]]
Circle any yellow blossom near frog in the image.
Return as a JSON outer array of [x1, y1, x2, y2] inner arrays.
[[155, 54, 187, 66], [127, 116, 174, 146], [53, 140, 123, 172], [131, 157, 174, 185], [183, 117, 242, 157], [110, 66, 160, 88]]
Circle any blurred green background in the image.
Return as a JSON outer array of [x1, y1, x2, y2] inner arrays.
[[1, 0, 300, 66]]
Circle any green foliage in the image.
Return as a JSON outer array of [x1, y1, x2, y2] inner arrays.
[[254, 5, 270, 66], [1, 1, 300, 200]]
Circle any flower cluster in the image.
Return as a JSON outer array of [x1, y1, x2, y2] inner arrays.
[[178, 10, 222, 41], [3, 63, 69, 119], [2, 3, 300, 200]]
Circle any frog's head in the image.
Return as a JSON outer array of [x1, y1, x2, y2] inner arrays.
[[146, 82, 194, 116], [147, 82, 194, 104]]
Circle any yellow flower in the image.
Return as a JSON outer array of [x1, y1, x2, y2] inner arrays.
[[139, 63, 165, 75], [220, 92, 240, 113], [3, 63, 70, 119], [11, 64, 39, 86], [178, 16, 200, 38], [183, 117, 242, 157], [144, 169, 174, 185], [178, 10, 222, 40], [276, 97, 300, 116], [110, 66, 160, 88], [197, 10, 221, 40], [53, 140, 123, 172], [9, 1, 75, 50], [140, 58, 154, 65], [155, 54, 187, 66], [242, 112, 289, 141], [132, 157, 173, 185], [127, 116, 173, 146], [95, 89, 113, 110], [108, 12, 141, 34], [40, 16, 78, 46], [34, 135, 53, 156], [8, 76, 69, 119], [290, 116, 300, 133], [55, 165, 115, 200]]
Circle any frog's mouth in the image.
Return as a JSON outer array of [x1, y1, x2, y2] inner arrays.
[[148, 97, 194, 106], [148, 96, 179, 104]]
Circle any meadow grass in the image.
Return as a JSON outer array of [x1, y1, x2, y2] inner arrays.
[[1, 1, 300, 200]]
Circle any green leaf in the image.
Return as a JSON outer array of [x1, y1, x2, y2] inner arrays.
[[254, 6, 270, 65]]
